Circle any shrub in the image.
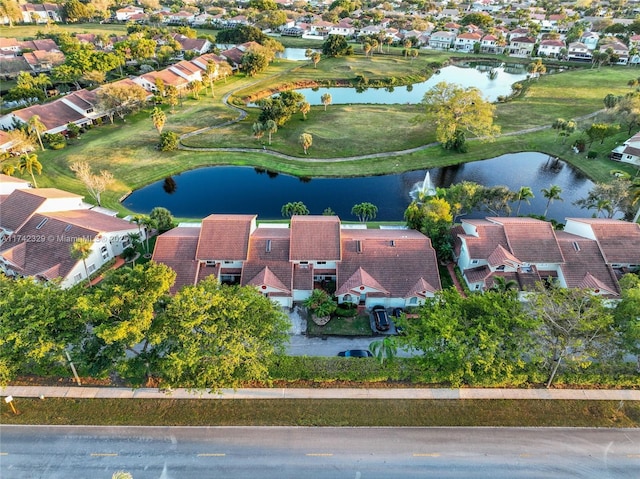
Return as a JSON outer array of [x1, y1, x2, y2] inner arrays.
[[303, 289, 337, 318], [159, 131, 179, 151], [587, 150, 598, 159], [333, 303, 357, 318]]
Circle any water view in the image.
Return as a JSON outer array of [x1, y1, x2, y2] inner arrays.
[[123, 152, 596, 223]]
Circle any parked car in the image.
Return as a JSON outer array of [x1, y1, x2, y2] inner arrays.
[[371, 305, 390, 331], [337, 349, 374, 358]]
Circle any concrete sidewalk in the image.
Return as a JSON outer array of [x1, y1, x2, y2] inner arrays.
[[2, 386, 640, 401]]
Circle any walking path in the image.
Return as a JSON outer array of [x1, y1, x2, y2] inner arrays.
[[2, 386, 639, 400]]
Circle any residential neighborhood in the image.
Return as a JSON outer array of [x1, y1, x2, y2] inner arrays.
[[2, 0, 640, 463]]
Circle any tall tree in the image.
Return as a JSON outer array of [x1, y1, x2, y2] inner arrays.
[[527, 283, 615, 388], [321, 93, 332, 111], [414, 82, 499, 152], [70, 237, 94, 287], [397, 288, 537, 386], [27, 115, 47, 151], [17, 153, 42, 188], [515, 186, 535, 216], [0, 276, 83, 385], [351, 202, 378, 222], [0, 0, 22, 27], [154, 277, 289, 390], [541, 184, 563, 217], [573, 177, 634, 220], [264, 119, 278, 145], [405, 197, 454, 261], [69, 161, 114, 207], [299, 132, 313, 154], [97, 83, 148, 123], [370, 336, 397, 365], [298, 101, 311, 120], [150, 107, 167, 135], [322, 34, 352, 57], [614, 274, 640, 368], [149, 207, 175, 233], [204, 61, 218, 98], [311, 52, 321, 68]]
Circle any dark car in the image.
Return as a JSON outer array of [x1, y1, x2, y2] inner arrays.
[[338, 349, 374, 358], [371, 305, 390, 331]]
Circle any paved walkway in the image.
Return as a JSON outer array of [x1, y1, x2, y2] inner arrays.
[[2, 386, 639, 400]]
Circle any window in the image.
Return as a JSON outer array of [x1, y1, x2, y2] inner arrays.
[[300, 261, 308, 265], [471, 259, 478, 264], [35, 218, 48, 229], [122, 237, 130, 248], [224, 261, 233, 264], [266, 240, 271, 253], [74, 273, 82, 282], [409, 297, 418, 305], [344, 294, 353, 303], [316, 261, 326, 265], [88, 264, 96, 273], [100, 246, 109, 260], [496, 265, 505, 271]]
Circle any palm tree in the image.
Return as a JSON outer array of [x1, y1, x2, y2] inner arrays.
[[205, 60, 218, 98], [150, 107, 167, 135], [541, 184, 563, 217], [631, 178, 640, 223], [515, 186, 535, 216], [1, 164, 15, 176], [299, 101, 310, 120], [252, 121, 265, 140], [370, 336, 397, 366], [321, 93, 332, 111], [70, 237, 93, 287], [265, 120, 277, 145], [363, 41, 372, 57], [351, 202, 378, 222], [491, 276, 519, 293], [141, 216, 157, 254], [311, 52, 321, 68], [17, 153, 42, 187], [281, 201, 309, 217], [299, 133, 313, 155], [27, 115, 46, 151], [112, 472, 133, 479]]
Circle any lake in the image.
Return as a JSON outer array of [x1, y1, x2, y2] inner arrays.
[[122, 152, 596, 223]]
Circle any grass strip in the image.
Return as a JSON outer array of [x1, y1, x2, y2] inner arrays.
[[2, 398, 639, 427]]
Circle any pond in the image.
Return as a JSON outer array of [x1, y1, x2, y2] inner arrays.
[[293, 63, 529, 104], [122, 152, 596, 223]]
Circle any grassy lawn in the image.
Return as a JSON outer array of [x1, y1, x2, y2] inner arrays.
[[2, 398, 639, 427], [307, 315, 374, 337]]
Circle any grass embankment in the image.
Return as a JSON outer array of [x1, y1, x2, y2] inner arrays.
[[2, 398, 639, 427], [7, 46, 640, 216]]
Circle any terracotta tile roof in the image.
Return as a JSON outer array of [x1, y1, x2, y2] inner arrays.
[[556, 231, 619, 296], [292, 263, 313, 290], [19, 39, 59, 52], [241, 227, 292, 293], [151, 227, 200, 294], [46, 210, 134, 233], [0, 189, 49, 231], [337, 229, 441, 298], [457, 219, 509, 259], [141, 69, 189, 88], [0, 173, 29, 185], [565, 218, 640, 266], [0, 213, 96, 281], [13, 99, 88, 131], [172, 60, 202, 75], [195, 214, 255, 261], [489, 217, 564, 264], [290, 215, 341, 261], [464, 265, 491, 284], [487, 244, 521, 267], [0, 38, 20, 49]]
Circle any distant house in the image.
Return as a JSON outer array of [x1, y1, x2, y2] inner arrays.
[[0, 187, 141, 288], [567, 42, 592, 61], [115, 6, 144, 21], [428, 31, 456, 50], [19, 3, 61, 24], [153, 215, 442, 308], [171, 33, 211, 55], [610, 131, 640, 166], [507, 36, 536, 57], [538, 39, 565, 58], [580, 31, 599, 50], [453, 217, 638, 297], [454, 32, 481, 52]]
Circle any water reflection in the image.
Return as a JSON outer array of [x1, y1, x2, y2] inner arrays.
[[123, 153, 597, 223]]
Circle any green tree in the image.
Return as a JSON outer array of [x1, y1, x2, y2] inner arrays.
[[527, 58, 546, 78], [321, 93, 332, 111], [311, 52, 321, 68], [398, 288, 536, 386], [154, 277, 289, 390], [303, 288, 337, 319], [75, 262, 176, 381], [204, 61, 218, 98], [299, 132, 313, 154], [299, 101, 311, 120], [70, 237, 94, 287], [241, 50, 269, 77], [614, 274, 640, 367], [252, 121, 265, 140], [405, 197, 453, 261], [17, 153, 42, 187], [322, 34, 353, 57], [149, 207, 174, 233], [62, 0, 92, 23], [165, 85, 179, 113], [159, 131, 179, 151], [27, 115, 47, 151], [490, 276, 519, 293], [0, 0, 22, 27], [414, 82, 499, 152], [614, 93, 640, 135], [97, 83, 148, 123], [351, 202, 378, 222], [527, 283, 616, 388], [585, 122, 619, 147], [541, 184, 563, 217], [515, 186, 535, 216], [0, 276, 84, 385], [370, 336, 397, 366], [264, 119, 278, 145], [281, 201, 309, 217], [257, 91, 305, 127], [150, 107, 167, 135], [573, 177, 634, 220]]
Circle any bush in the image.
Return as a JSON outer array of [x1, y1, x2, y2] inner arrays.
[[333, 303, 357, 318], [159, 131, 179, 151], [587, 150, 598, 159], [49, 142, 66, 150]]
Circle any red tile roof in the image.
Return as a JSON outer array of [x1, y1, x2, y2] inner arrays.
[[241, 227, 292, 293], [290, 215, 341, 261], [489, 217, 564, 264], [151, 227, 200, 294], [195, 214, 255, 261], [0, 188, 48, 231], [566, 218, 640, 265]]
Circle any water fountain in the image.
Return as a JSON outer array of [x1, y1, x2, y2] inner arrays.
[[410, 171, 437, 202]]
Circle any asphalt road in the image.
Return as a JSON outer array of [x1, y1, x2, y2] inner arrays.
[[2, 426, 639, 479]]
